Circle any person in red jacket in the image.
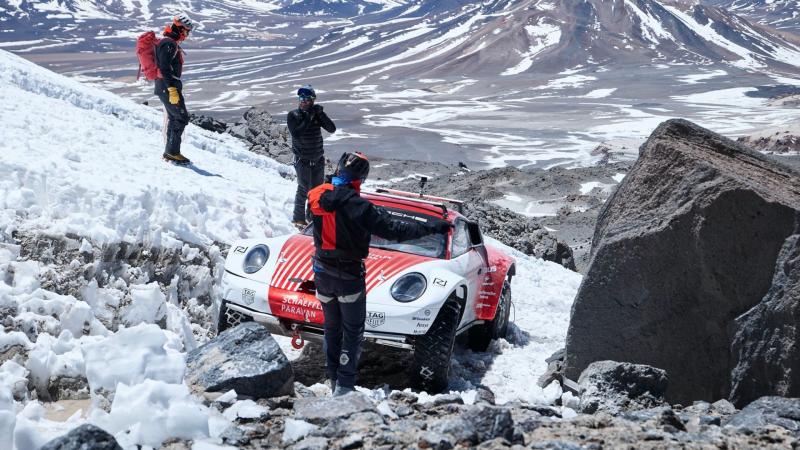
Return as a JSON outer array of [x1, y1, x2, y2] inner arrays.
[[308, 152, 452, 396], [155, 13, 194, 165]]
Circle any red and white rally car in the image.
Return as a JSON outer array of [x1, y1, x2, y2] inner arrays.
[[214, 188, 516, 392]]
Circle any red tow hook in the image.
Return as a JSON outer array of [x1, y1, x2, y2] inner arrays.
[[291, 325, 305, 349]]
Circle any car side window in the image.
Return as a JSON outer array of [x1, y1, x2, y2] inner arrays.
[[451, 220, 470, 258]]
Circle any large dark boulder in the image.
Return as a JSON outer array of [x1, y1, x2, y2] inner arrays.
[[577, 361, 668, 414], [185, 322, 294, 398], [563, 119, 800, 404], [40, 424, 121, 450], [729, 220, 800, 407]]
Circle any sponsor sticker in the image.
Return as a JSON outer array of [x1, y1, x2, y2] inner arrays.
[[366, 311, 385, 328], [242, 288, 255, 305], [433, 278, 447, 287], [412, 309, 433, 321], [233, 246, 248, 254]]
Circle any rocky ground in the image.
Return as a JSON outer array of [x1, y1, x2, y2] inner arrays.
[[43, 324, 800, 450]]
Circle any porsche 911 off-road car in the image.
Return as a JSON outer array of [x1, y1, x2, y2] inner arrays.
[[214, 188, 515, 393]]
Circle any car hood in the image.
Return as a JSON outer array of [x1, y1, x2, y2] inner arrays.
[[270, 235, 435, 293]]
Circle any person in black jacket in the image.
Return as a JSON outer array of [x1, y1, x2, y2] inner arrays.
[[308, 152, 452, 396], [287, 85, 336, 228], [155, 13, 194, 165]]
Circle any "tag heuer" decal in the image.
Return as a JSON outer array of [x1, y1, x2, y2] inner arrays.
[[242, 288, 256, 305], [366, 311, 385, 328]]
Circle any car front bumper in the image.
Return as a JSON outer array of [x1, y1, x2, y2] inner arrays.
[[221, 300, 415, 350]]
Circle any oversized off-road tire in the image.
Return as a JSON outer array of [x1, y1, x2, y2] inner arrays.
[[410, 299, 462, 393], [468, 281, 511, 352]]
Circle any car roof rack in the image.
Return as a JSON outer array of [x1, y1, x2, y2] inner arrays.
[[365, 187, 464, 218]]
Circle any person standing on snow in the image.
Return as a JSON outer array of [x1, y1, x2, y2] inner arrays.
[[287, 85, 336, 229], [308, 152, 452, 396], [155, 13, 194, 165]]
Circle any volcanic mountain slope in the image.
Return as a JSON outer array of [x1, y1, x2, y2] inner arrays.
[[4, 0, 800, 78], [0, 0, 412, 50], [702, 0, 800, 33], [178, 0, 800, 93]]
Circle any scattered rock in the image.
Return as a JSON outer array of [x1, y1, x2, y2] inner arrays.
[[564, 119, 800, 404], [431, 394, 464, 407], [189, 114, 227, 133], [725, 396, 800, 435], [577, 361, 668, 415], [291, 436, 329, 450], [538, 348, 566, 388], [339, 433, 364, 449], [47, 375, 90, 401], [39, 424, 121, 450], [226, 107, 293, 164], [738, 134, 800, 155], [185, 322, 294, 398], [293, 391, 378, 425]]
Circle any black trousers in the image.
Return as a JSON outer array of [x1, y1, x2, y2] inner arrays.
[[317, 288, 366, 389], [293, 156, 324, 222], [314, 266, 367, 389], [155, 79, 189, 155]]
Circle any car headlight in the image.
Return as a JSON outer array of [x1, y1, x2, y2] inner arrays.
[[243, 245, 269, 274], [391, 273, 427, 302]]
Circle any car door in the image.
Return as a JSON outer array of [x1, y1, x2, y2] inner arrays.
[[450, 219, 484, 326]]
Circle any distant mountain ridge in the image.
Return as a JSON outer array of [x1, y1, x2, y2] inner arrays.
[[701, 0, 800, 33], [3, 0, 799, 78]]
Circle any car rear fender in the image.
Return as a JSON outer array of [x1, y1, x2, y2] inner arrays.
[[474, 245, 516, 321]]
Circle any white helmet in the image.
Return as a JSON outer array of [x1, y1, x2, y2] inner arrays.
[[173, 12, 195, 31]]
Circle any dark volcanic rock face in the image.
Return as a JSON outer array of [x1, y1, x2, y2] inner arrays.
[[563, 119, 800, 404], [729, 220, 800, 407]]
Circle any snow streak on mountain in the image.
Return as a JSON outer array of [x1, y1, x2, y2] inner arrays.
[[702, 0, 800, 32]]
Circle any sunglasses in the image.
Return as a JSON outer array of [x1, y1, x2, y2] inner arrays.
[[298, 96, 314, 102]]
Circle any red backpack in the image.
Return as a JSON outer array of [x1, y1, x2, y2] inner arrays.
[[136, 31, 162, 80]]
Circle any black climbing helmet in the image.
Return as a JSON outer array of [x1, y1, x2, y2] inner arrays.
[[297, 85, 316, 100], [337, 152, 370, 182]]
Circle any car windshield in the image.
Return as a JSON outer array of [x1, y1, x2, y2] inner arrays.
[[303, 208, 447, 258]]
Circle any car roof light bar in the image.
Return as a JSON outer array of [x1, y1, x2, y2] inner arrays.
[[367, 187, 464, 217]]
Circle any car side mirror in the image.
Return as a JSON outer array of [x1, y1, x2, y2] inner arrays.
[[467, 221, 489, 267]]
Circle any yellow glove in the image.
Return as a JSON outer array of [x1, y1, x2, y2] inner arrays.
[[167, 87, 180, 105]]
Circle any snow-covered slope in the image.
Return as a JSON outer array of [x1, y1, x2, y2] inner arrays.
[[0, 49, 581, 448]]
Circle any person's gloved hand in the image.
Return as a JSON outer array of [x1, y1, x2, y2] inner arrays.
[[167, 87, 180, 105], [429, 219, 454, 234]]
